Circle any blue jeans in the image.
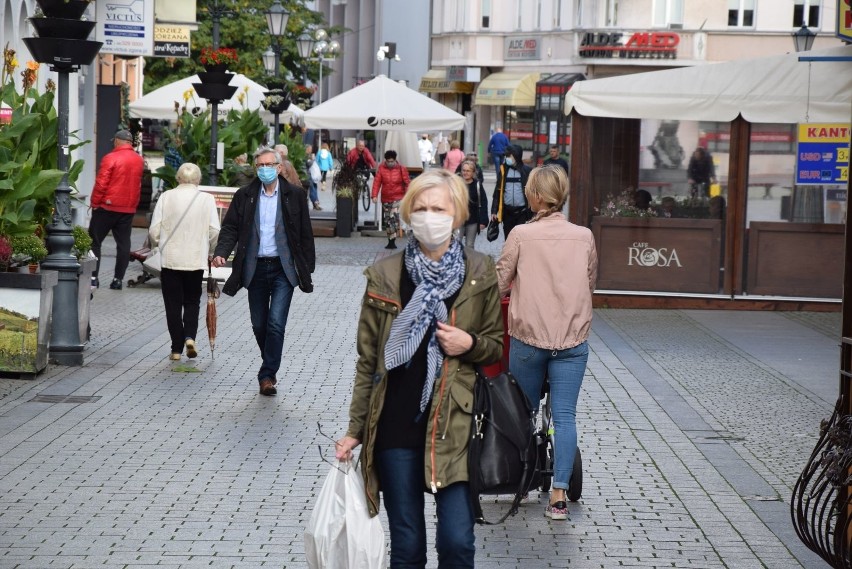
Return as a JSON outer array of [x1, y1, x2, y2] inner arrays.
[[491, 154, 504, 174], [509, 338, 588, 490], [376, 448, 475, 568], [247, 258, 294, 381], [308, 179, 319, 204]]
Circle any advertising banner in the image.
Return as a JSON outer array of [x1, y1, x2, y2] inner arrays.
[[97, 0, 155, 57]]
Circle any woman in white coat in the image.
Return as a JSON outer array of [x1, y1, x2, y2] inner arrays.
[[148, 162, 221, 361]]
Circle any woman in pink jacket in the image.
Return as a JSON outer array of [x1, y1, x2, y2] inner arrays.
[[496, 164, 597, 522], [372, 150, 411, 249], [442, 140, 466, 174]]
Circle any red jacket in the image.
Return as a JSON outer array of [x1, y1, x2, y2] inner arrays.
[[371, 162, 410, 203], [346, 147, 377, 170], [91, 145, 144, 213]]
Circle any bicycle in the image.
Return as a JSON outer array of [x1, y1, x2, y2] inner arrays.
[[356, 169, 372, 212], [534, 379, 582, 500]]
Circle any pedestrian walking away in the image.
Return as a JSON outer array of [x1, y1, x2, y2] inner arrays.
[[459, 159, 488, 249], [491, 144, 533, 239], [148, 162, 220, 362], [372, 150, 411, 250], [274, 144, 303, 187], [442, 139, 466, 174], [88, 129, 144, 290], [212, 146, 316, 397], [487, 128, 509, 174], [496, 164, 597, 522], [317, 142, 334, 190], [336, 169, 503, 568], [304, 144, 322, 210]]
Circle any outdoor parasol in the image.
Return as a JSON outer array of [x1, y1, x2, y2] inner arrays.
[[206, 260, 220, 358]]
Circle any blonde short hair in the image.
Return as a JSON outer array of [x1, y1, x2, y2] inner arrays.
[[176, 162, 202, 185], [526, 164, 568, 215], [400, 169, 469, 229]]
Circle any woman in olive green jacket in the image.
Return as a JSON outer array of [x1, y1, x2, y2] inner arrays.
[[337, 169, 503, 568]]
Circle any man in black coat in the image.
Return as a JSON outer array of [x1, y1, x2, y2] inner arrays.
[[490, 144, 533, 239], [212, 146, 316, 397]]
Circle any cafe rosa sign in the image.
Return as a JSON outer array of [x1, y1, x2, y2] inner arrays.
[[592, 218, 723, 294], [629, 241, 682, 268]]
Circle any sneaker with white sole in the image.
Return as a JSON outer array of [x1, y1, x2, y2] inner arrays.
[[545, 501, 568, 520], [185, 339, 197, 359]]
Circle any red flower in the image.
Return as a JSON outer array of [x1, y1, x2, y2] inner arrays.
[[199, 47, 238, 66]]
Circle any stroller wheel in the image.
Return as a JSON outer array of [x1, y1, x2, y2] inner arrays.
[[538, 438, 552, 492], [567, 448, 582, 502]]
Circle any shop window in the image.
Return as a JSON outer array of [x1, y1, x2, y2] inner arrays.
[[793, 0, 820, 28], [653, 0, 683, 28], [700, 122, 794, 155], [728, 0, 755, 27], [504, 108, 535, 153]]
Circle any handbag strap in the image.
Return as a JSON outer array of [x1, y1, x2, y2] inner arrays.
[[157, 191, 201, 252], [497, 165, 505, 222]]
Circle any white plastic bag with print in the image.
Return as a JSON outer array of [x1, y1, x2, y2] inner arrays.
[[305, 459, 386, 569], [309, 160, 322, 184]]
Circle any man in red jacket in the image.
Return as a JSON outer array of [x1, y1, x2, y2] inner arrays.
[[88, 129, 144, 290]]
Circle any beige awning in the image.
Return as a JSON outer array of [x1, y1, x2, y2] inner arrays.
[[474, 71, 541, 106], [418, 69, 475, 94]]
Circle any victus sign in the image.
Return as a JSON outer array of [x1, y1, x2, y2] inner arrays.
[[579, 31, 679, 59]]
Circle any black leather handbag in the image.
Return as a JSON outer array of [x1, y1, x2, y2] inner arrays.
[[468, 368, 538, 524], [485, 218, 500, 242]]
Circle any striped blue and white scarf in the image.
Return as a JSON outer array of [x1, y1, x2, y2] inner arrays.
[[384, 237, 466, 413]]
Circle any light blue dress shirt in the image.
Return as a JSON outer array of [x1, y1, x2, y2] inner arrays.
[[258, 183, 279, 257]]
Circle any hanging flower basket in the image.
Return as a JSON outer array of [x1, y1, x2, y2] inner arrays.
[[22, 37, 102, 70], [199, 47, 238, 72], [29, 17, 95, 41], [192, 82, 238, 103]]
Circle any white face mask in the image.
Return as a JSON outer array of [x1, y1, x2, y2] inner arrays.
[[408, 211, 454, 251]]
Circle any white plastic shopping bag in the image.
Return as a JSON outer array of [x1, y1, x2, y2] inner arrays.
[[310, 160, 322, 185], [305, 460, 386, 569]]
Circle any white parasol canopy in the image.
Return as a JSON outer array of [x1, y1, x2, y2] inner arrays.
[[303, 75, 465, 131], [129, 74, 304, 124], [564, 44, 852, 124]]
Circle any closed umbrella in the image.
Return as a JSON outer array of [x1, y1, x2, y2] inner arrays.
[[206, 261, 220, 358]]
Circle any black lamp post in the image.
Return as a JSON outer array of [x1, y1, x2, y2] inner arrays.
[[792, 24, 817, 53], [265, 1, 291, 143], [24, 0, 102, 365], [203, 0, 237, 186]]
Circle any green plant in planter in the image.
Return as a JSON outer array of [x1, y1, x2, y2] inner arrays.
[[10, 233, 48, 265], [0, 45, 87, 237], [71, 224, 92, 260], [333, 162, 359, 199]]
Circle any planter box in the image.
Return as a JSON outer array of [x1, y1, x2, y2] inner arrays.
[[336, 197, 354, 238], [592, 217, 723, 294], [77, 258, 96, 343], [0, 271, 58, 375], [746, 222, 843, 298]]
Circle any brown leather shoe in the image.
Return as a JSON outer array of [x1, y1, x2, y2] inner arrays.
[[259, 378, 277, 396]]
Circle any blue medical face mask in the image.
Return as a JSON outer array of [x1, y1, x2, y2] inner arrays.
[[505, 157, 515, 167], [257, 165, 278, 184]]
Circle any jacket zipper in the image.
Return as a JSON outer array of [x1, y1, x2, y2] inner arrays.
[[429, 309, 456, 493]]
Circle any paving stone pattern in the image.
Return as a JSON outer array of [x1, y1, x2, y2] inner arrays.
[[0, 211, 839, 568]]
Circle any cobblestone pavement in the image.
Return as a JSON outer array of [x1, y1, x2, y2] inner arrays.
[[0, 201, 840, 568]]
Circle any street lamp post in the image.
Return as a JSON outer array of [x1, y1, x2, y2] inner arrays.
[[300, 29, 338, 149], [204, 0, 236, 186], [376, 42, 400, 79], [264, 1, 290, 143]]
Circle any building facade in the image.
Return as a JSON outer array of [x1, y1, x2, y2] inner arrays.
[[427, 0, 841, 162]]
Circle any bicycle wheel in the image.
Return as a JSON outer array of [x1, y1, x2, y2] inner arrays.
[[362, 181, 371, 212]]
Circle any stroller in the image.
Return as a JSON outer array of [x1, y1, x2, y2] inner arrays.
[[484, 296, 583, 500], [126, 237, 158, 288]]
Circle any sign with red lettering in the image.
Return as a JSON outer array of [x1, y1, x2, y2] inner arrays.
[[504, 37, 540, 60], [578, 31, 679, 59], [796, 123, 850, 184]]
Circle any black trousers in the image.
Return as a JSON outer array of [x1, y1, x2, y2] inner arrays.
[[88, 208, 133, 280], [502, 207, 532, 239], [160, 268, 204, 354]]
